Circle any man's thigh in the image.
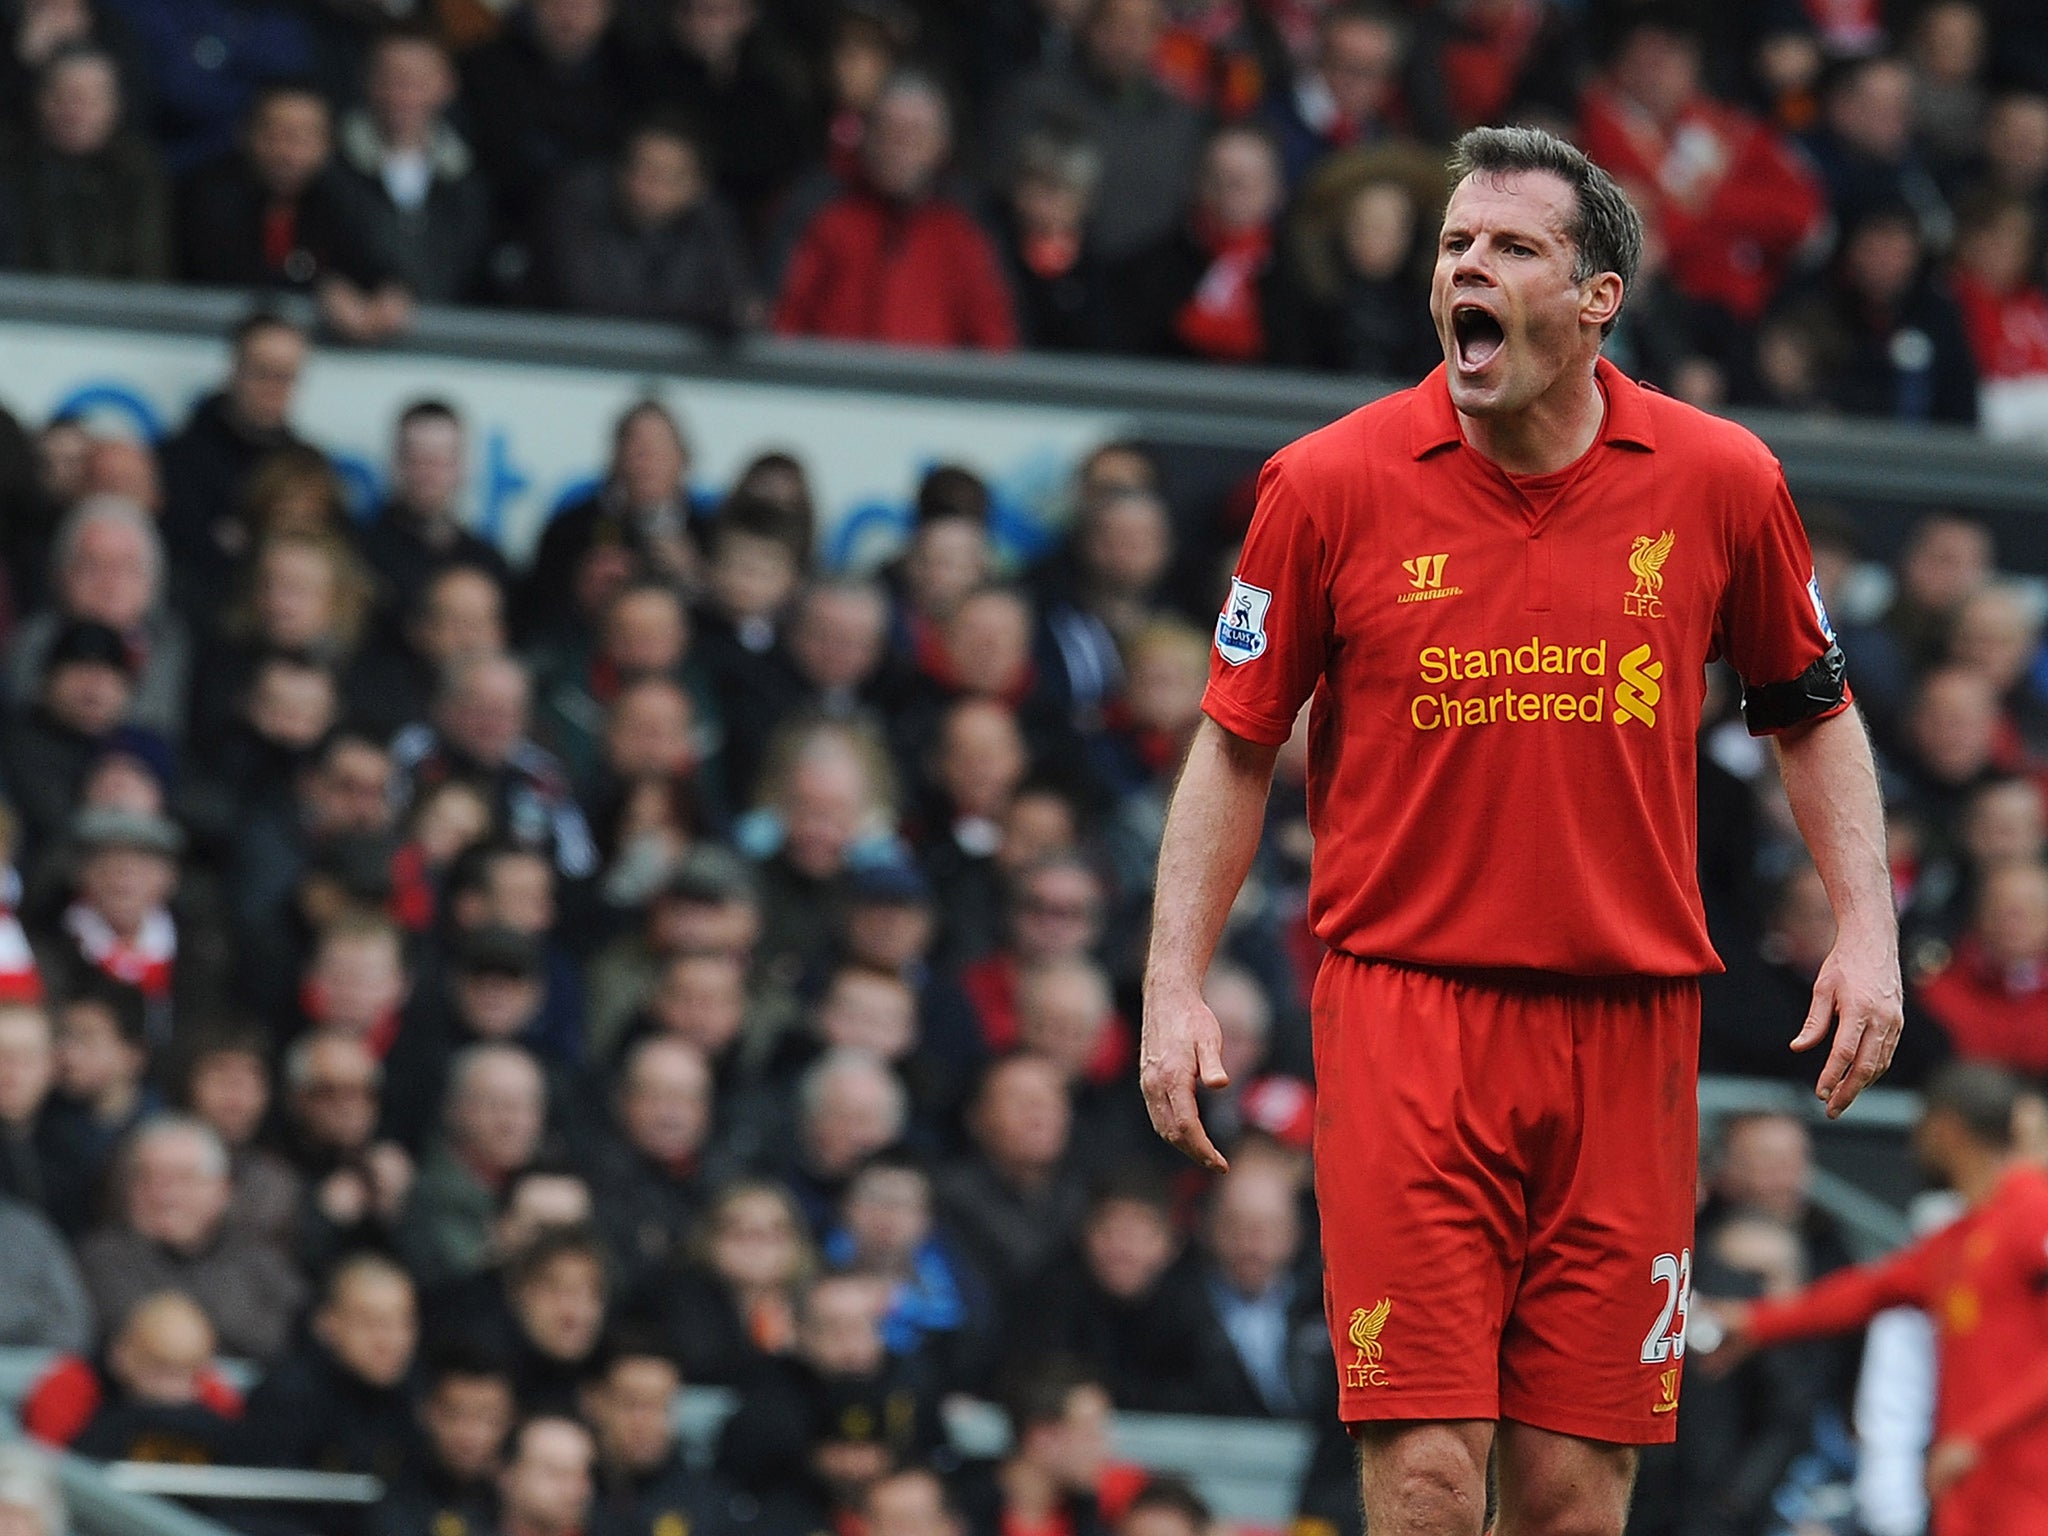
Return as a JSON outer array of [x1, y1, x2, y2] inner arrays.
[[1493, 1420, 1637, 1535]]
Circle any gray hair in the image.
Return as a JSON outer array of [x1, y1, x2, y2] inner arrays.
[[51, 492, 163, 592], [1447, 125, 1644, 336], [283, 1032, 381, 1093], [446, 1042, 542, 1112], [130, 1114, 230, 1181], [797, 1047, 907, 1134], [0, 1444, 65, 1536]]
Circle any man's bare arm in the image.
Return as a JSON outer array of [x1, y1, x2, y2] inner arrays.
[[1141, 716, 1283, 1169], [1775, 704, 1901, 1117]]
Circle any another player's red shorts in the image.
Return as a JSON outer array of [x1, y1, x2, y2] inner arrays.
[[1312, 954, 1700, 1445]]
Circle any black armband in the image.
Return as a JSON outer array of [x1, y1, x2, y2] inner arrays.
[[1741, 642, 1848, 735]]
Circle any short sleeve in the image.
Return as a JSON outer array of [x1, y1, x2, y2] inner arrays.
[[1202, 455, 1330, 746], [1717, 465, 1852, 737]]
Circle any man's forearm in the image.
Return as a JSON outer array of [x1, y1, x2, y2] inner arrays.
[[1776, 706, 1892, 936], [1146, 717, 1282, 996]]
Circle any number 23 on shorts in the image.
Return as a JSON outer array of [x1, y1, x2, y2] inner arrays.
[[1641, 1249, 1691, 1363]]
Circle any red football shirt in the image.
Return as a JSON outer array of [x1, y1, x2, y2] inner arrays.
[[1202, 358, 1846, 977], [1746, 1163, 2048, 1535]]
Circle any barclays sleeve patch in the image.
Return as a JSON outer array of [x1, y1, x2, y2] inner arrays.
[[1216, 577, 1272, 666]]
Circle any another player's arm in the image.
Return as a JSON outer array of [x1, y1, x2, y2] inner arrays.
[[1706, 1230, 1930, 1375], [1141, 716, 1282, 1171], [1774, 705, 1902, 1118]]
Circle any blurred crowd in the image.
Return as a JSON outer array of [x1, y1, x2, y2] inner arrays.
[[2, 0, 2048, 437]]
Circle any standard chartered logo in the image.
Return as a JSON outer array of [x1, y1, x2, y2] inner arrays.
[[1407, 635, 1663, 731], [1612, 644, 1662, 727]]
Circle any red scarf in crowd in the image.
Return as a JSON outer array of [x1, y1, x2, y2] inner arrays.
[[64, 903, 175, 1000], [1174, 212, 1272, 363]]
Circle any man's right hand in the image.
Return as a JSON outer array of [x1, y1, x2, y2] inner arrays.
[[1693, 1297, 1757, 1377], [1140, 985, 1232, 1171]]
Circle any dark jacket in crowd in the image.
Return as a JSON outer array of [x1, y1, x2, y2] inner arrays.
[[0, 130, 172, 280], [541, 165, 754, 334], [240, 1340, 419, 1483], [158, 392, 320, 616], [177, 159, 395, 292], [331, 113, 493, 305], [461, 21, 637, 235]]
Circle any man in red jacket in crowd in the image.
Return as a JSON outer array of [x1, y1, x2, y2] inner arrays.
[[1710, 1061, 2048, 1536], [1578, 10, 1824, 328], [776, 70, 1017, 352]]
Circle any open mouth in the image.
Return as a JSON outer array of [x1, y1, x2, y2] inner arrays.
[[1452, 305, 1506, 372]]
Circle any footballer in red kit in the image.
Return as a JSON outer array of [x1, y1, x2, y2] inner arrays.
[[1141, 125, 1902, 1536]]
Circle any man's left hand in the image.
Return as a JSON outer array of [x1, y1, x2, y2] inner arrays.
[[1791, 926, 1903, 1119]]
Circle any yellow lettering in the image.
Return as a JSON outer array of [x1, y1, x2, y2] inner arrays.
[[1581, 690, 1602, 719], [1411, 695, 1440, 729], [1555, 694, 1578, 722], [1488, 647, 1511, 677], [1514, 638, 1540, 672], [1584, 640, 1607, 676], [1419, 647, 1447, 685], [1542, 645, 1564, 674]]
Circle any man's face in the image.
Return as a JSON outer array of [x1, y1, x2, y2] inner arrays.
[[229, 326, 307, 432], [974, 1060, 1070, 1172], [938, 705, 1026, 818], [1320, 16, 1399, 125], [845, 1167, 930, 1265], [65, 519, 154, 629], [1208, 1172, 1299, 1296], [249, 663, 337, 750], [441, 662, 529, 766], [782, 753, 867, 878], [620, 1043, 712, 1163], [486, 854, 555, 935], [254, 544, 335, 649], [515, 1254, 606, 1361], [129, 1133, 232, 1251], [311, 934, 407, 1034], [423, 1376, 514, 1481], [249, 94, 332, 196], [455, 970, 544, 1040], [1084, 1199, 1174, 1299], [651, 955, 746, 1056], [677, 0, 753, 62], [1013, 867, 1102, 960], [368, 39, 454, 141], [78, 846, 176, 935], [453, 1058, 544, 1174], [606, 683, 694, 779], [603, 591, 687, 674], [318, 1270, 418, 1388], [802, 1069, 899, 1177], [532, 0, 610, 62], [867, 1474, 957, 1536], [621, 132, 703, 228], [1085, 0, 1163, 85], [417, 572, 505, 665], [307, 742, 392, 836], [500, 1421, 594, 1536], [798, 1277, 885, 1376], [1433, 169, 1605, 422], [188, 1051, 270, 1147], [39, 56, 120, 156], [864, 89, 948, 201], [1037, 1385, 1111, 1491], [394, 416, 465, 519], [588, 1357, 678, 1472], [1198, 133, 1281, 235], [0, 1012, 54, 1125], [1717, 1115, 1810, 1223], [613, 411, 688, 507], [44, 659, 131, 736], [291, 1039, 382, 1151], [1017, 972, 1108, 1081]]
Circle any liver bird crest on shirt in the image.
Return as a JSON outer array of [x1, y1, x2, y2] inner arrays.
[[1628, 531, 1675, 597], [1348, 1299, 1392, 1366]]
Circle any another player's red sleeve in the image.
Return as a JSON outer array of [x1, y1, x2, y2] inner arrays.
[[1716, 465, 1852, 737], [1942, 1197, 2048, 1449], [1746, 1237, 1937, 1348], [1201, 455, 1330, 746]]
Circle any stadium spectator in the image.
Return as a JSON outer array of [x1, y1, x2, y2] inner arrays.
[[22, 1290, 243, 1459], [1802, 54, 1953, 247], [634, 1177, 812, 1387], [1023, 1172, 1201, 1411], [775, 1047, 908, 1231], [374, 1340, 514, 1536], [77, 1115, 308, 1359], [539, 118, 754, 334], [0, 44, 170, 280], [1277, 153, 1442, 379], [399, 1044, 549, 1287], [156, 312, 315, 614], [1402, 0, 1583, 143], [1577, 12, 1825, 330], [393, 652, 598, 882], [1033, 485, 1175, 723], [1975, 89, 2048, 222], [956, 1358, 1138, 1536], [1698, 1110, 1854, 1294], [419, 1162, 596, 1336], [350, 561, 510, 742], [1908, 1, 1990, 172], [333, 28, 493, 307], [994, 127, 1115, 353], [521, 401, 699, 646], [582, 1035, 718, 1289], [0, 1000, 103, 1230], [495, 1223, 612, 1415], [461, 0, 637, 248], [361, 402, 511, 626], [56, 805, 206, 1036], [862, 1467, 968, 1536], [1178, 1163, 1324, 1417], [178, 86, 412, 343], [179, 1031, 301, 1255], [1917, 859, 2048, 1072], [583, 844, 760, 1057], [715, 1271, 941, 1527], [1114, 124, 1292, 364], [937, 1053, 1085, 1310], [775, 71, 1016, 351], [493, 1414, 597, 1536], [99, 0, 311, 174], [1264, 5, 1406, 186], [240, 1252, 421, 1485], [627, 0, 816, 230], [0, 621, 140, 857], [5, 495, 190, 745], [1950, 190, 2048, 442], [580, 1330, 737, 1536], [991, 0, 1203, 263], [0, 1190, 92, 1351]]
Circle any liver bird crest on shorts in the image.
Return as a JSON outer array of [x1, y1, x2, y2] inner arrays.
[[1348, 1299, 1392, 1366]]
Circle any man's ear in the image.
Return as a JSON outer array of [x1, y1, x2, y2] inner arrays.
[[1583, 272, 1625, 333]]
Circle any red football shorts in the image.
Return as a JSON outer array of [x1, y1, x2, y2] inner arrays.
[[1312, 955, 1701, 1445]]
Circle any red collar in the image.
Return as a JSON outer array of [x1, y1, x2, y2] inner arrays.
[[1408, 354, 1659, 460]]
